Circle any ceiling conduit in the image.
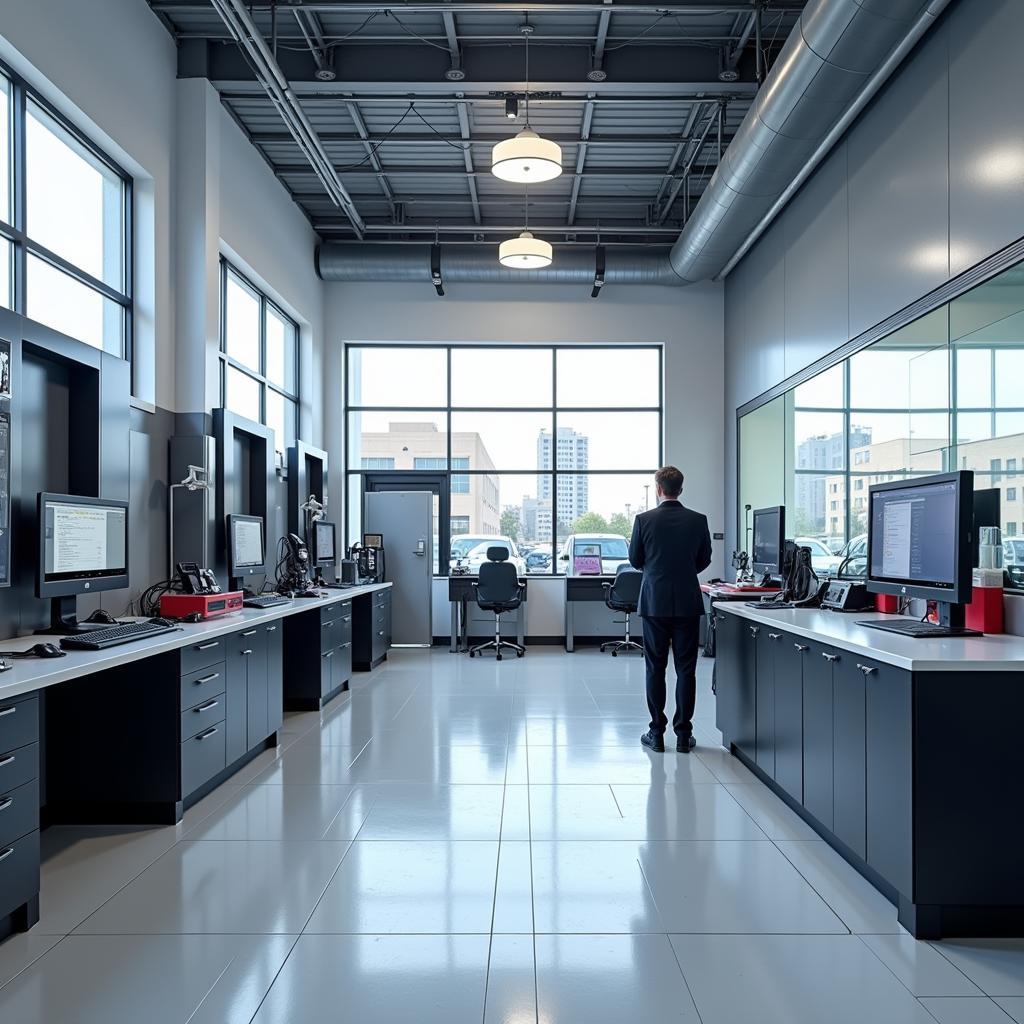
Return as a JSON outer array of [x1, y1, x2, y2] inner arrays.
[[316, 0, 951, 286]]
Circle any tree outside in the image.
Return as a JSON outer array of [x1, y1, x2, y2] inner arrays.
[[607, 512, 633, 538], [500, 507, 521, 540], [571, 511, 609, 533]]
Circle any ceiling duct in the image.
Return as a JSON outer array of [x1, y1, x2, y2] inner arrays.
[[316, 0, 950, 286]]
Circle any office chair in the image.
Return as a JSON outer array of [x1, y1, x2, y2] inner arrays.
[[469, 546, 525, 661], [600, 567, 643, 657]]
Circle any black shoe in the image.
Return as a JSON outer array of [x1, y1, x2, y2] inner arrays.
[[676, 735, 696, 753], [641, 730, 665, 753]]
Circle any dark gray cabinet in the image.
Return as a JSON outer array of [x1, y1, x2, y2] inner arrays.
[[802, 643, 837, 832], [0, 693, 39, 939], [756, 629, 778, 777], [284, 600, 354, 711], [354, 588, 392, 671], [266, 623, 283, 736], [713, 609, 741, 744], [774, 639, 806, 802], [223, 622, 282, 774], [832, 654, 866, 859]]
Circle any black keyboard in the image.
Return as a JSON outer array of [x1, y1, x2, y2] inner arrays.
[[61, 621, 179, 651], [243, 594, 290, 609], [858, 620, 982, 639]]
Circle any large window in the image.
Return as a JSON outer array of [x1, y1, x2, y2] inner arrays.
[[0, 65, 132, 354], [346, 345, 663, 574], [738, 260, 1024, 590], [219, 260, 299, 460]]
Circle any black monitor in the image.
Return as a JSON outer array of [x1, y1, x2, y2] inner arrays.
[[227, 514, 265, 588], [36, 492, 129, 633], [313, 521, 336, 566], [751, 506, 785, 578], [865, 470, 974, 628]]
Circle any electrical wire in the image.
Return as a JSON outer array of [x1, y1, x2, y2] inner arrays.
[[275, 11, 383, 51], [409, 105, 471, 151], [333, 103, 417, 171], [604, 12, 672, 52], [386, 11, 454, 52]]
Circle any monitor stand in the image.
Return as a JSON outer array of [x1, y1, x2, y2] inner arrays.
[[37, 596, 109, 635]]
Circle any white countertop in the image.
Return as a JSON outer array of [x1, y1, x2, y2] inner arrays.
[[717, 602, 1024, 673], [0, 582, 392, 702]]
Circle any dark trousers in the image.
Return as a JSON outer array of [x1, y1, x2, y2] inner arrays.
[[641, 615, 700, 738]]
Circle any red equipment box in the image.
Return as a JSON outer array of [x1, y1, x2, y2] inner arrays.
[[160, 591, 244, 620]]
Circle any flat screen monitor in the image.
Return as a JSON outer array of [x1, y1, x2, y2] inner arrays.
[[227, 514, 265, 580], [37, 493, 129, 597], [363, 532, 383, 550], [866, 470, 973, 604], [313, 521, 336, 566], [751, 506, 785, 577]]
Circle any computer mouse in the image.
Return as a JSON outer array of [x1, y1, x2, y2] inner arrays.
[[148, 616, 175, 628], [28, 643, 66, 659], [85, 609, 117, 625]]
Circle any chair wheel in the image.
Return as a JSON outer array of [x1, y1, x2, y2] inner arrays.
[[612, 650, 617, 657], [517, 650, 524, 658], [496, 653, 503, 661], [468, 650, 475, 658]]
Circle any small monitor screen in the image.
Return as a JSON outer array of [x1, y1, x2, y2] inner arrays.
[[231, 517, 264, 570], [43, 498, 127, 582], [752, 507, 783, 574], [869, 479, 958, 587], [314, 521, 336, 565], [363, 533, 383, 549]]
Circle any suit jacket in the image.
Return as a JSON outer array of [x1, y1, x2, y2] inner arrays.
[[628, 499, 712, 618]]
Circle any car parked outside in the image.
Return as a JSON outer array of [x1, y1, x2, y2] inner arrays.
[[558, 534, 631, 575]]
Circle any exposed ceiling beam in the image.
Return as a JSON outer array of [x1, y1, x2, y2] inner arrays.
[[653, 100, 705, 208], [441, 9, 461, 70], [344, 100, 398, 217], [154, 3, 802, 15], [455, 98, 481, 224], [593, 3, 613, 69], [313, 221, 683, 235], [247, 131, 724, 147], [273, 162, 724, 178]]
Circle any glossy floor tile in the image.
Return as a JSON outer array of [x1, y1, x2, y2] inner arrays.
[[5, 647, 1024, 1023]]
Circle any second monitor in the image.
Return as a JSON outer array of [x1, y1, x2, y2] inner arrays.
[[751, 506, 785, 581], [227, 514, 265, 590]]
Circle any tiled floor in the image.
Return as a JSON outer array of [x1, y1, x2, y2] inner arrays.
[[1, 647, 1023, 1022]]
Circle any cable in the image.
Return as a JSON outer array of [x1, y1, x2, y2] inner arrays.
[[386, 11, 454, 52], [334, 103, 417, 171], [409, 105, 470, 151], [275, 11, 382, 51], [605, 12, 671, 52]]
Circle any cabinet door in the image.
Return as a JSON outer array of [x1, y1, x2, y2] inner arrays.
[[756, 630, 780, 777], [224, 640, 248, 766], [734, 620, 759, 761], [773, 638, 806, 802], [265, 623, 283, 736], [713, 610, 740, 742], [833, 654, 866, 859], [802, 644, 836, 831], [244, 628, 269, 750], [321, 649, 335, 699], [865, 657, 913, 895]]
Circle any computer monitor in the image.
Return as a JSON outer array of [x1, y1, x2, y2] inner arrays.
[[866, 470, 974, 624], [36, 493, 129, 633], [313, 521, 336, 566], [751, 506, 785, 578], [227, 514, 265, 587]]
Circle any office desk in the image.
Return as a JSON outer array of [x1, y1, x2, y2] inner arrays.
[[700, 582, 781, 655], [0, 582, 391, 943], [714, 602, 1024, 939], [564, 575, 617, 652], [447, 575, 527, 652]]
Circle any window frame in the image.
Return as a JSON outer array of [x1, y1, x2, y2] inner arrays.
[[218, 258, 300, 460], [0, 59, 133, 358], [344, 343, 664, 576]]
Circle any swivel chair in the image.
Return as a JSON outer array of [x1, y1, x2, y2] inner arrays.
[[469, 547, 525, 661], [600, 567, 643, 656]]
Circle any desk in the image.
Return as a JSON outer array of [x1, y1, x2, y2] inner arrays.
[[714, 602, 1024, 939], [564, 576, 615, 652], [700, 582, 781, 655], [447, 576, 527, 652], [0, 582, 391, 943]]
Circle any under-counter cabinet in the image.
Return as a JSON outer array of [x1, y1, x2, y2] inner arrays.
[[353, 586, 391, 671], [283, 601, 353, 711]]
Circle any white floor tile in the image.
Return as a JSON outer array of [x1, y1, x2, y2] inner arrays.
[[919, 997, 1018, 1023], [484, 934, 537, 1024], [526, 744, 718, 785], [933, 941, 1024, 997], [352, 784, 507, 841], [860, 933, 982, 996], [722, 781, 821, 840]]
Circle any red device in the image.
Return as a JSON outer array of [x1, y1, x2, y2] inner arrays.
[[160, 591, 244, 620], [966, 585, 1004, 635]]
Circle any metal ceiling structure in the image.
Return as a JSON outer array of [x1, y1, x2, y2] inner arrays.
[[148, 1, 807, 246]]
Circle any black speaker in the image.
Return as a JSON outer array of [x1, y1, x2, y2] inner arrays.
[[339, 559, 357, 585]]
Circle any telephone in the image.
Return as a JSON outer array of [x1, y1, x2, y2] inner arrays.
[[177, 562, 220, 595]]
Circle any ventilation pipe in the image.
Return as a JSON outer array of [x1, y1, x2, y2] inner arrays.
[[317, 0, 951, 286]]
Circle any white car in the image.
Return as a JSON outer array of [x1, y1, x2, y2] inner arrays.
[[558, 534, 632, 575], [452, 535, 526, 575], [795, 536, 841, 576]]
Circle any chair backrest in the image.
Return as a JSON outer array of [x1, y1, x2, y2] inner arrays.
[[477, 559, 520, 604], [607, 567, 642, 608], [486, 545, 509, 562]]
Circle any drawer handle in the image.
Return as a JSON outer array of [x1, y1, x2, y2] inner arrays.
[[0, 797, 12, 812], [749, 626, 759, 636], [768, 632, 782, 640], [241, 629, 258, 637], [197, 642, 220, 651], [241, 649, 253, 656], [857, 663, 877, 675], [822, 653, 838, 662], [194, 699, 220, 713], [0, 755, 13, 768], [377, 630, 385, 637], [340, 642, 351, 649], [794, 644, 808, 652], [195, 672, 220, 685], [324, 651, 334, 659], [0, 847, 13, 863], [196, 726, 219, 741], [342, 615, 351, 622], [0, 706, 15, 718], [266, 626, 277, 633], [322, 622, 334, 628]]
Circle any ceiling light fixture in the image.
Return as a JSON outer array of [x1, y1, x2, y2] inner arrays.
[[445, 65, 466, 81], [499, 186, 552, 270], [492, 25, 562, 183]]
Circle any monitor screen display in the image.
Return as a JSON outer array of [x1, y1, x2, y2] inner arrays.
[[869, 479, 959, 588], [231, 517, 264, 570], [314, 521, 336, 565], [42, 498, 127, 582], [751, 507, 783, 573]]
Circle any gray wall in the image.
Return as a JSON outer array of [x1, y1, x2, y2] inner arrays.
[[724, 0, 1024, 557]]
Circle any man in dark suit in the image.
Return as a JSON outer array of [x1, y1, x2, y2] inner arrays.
[[628, 466, 712, 753]]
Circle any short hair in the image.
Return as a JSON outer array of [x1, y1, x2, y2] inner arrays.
[[655, 466, 684, 498]]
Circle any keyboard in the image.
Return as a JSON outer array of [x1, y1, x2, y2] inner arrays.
[[60, 621, 179, 651], [858, 620, 982, 639], [243, 595, 291, 609]]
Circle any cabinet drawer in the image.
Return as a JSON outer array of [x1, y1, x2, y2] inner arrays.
[[181, 724, 227, 797], [0, 696, 38, 757], [0, 829, 39, 918], [320, 617, 338, 655], [180, 695, 227, 742], [321, 648, 336, 699], [336, 641, 352, 687], [0, 743, 38, 794], [179, 663, 226, 711], [180, 637, 227, 676], [338, 605, 352, 641], [374, 589, 389, 608], [371, 626, 388, 662], [0, 779, 39, 850]]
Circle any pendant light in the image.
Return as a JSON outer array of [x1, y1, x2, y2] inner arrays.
[[491, 25, 562, 183], [499, 187, 553, 269]]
